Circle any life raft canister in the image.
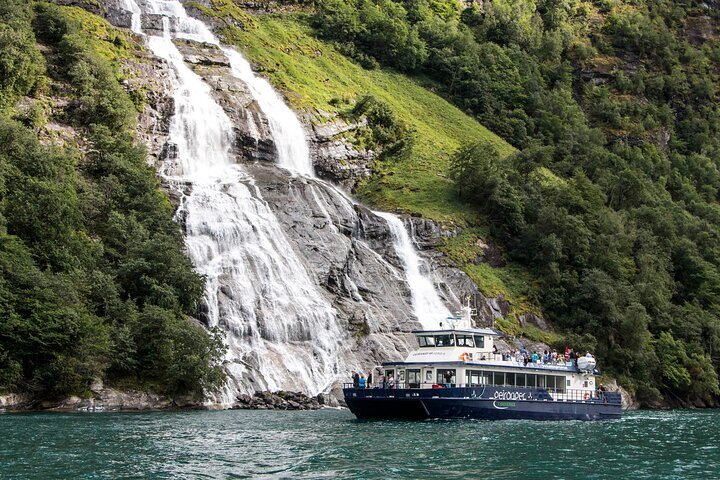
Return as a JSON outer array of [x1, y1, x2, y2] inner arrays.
[[459, 352, 470, 361]]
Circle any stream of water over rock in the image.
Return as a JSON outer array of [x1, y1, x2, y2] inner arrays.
[[124, 0, 450, 401]]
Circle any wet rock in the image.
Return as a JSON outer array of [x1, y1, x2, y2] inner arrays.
[[54, 0, 104, 16], [232, 390, 324, 410], [406, 216, 457, 250], [173, 41, 277, 163], [519, 313, 550, 332], [309, 116, 375, 190], [604, 380, 640, 411], [0, 393, 31, 412]]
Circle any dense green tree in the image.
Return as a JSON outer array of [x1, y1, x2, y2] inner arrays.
[[0, 2, 225, 399]]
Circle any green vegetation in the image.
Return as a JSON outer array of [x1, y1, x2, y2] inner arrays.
[[313, 0, 720, 404], [219, 13, 513, 223], [0, 1, 225, 399]]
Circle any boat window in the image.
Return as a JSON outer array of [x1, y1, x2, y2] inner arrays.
[[456, 335, 474, 347], [515, 373, 526, 387], [506, 373, 517, 386], [538, 375, 567, 393], [467, 369, 491, 385], [407, 369, 421, 387], [385, 369, 395, 379], [435, 334, 455, 347], [436, 369, 456, 385], [526, 374, 536, 388], [493, 371, 505, 386], [474, 335, 485, 348], [418, 336, 435, 347]]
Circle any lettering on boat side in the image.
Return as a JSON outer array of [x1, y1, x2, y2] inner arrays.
[[492, 391, 530, 401], [493, 401, 516, 409]]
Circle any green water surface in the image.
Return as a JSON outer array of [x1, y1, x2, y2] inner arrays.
[[1, 409, 718, 479]]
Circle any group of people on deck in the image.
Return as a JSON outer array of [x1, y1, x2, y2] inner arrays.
[[502, 348, 592, 367], [351, 370, 398, 389]]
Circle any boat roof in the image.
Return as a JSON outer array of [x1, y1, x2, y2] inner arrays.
[[412, 328, 501, 336]]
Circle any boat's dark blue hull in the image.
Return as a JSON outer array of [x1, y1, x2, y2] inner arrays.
[[344, 387, 622, 421]]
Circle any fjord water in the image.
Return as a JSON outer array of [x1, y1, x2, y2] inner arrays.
[[2, 409, 719, 479]]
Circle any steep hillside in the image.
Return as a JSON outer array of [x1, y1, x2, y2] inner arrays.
[[211, 11, 543, 328], [0, 1, 225, 401], [217, 13, 515, 222], [306, 0, 720, 406]]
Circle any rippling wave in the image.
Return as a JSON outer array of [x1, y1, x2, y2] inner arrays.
[[1, 409, 719, 478]]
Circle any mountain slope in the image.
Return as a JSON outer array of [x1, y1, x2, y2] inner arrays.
[[217, 13, 514, 223]]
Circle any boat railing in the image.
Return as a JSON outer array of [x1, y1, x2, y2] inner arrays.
[[343, 384, 621, 404], [467, 353, 576, 369]]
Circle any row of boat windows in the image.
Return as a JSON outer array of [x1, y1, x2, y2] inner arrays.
[[418, 334, 485, 348], [388, 368, 568, 392], [466, 370, 569, 392]]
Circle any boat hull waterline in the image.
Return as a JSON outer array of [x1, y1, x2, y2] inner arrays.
[[344, 387, 622, 421]]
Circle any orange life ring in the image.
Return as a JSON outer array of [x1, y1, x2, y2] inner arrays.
[[459, 352, 469, 361], [583, 392, 590, 400]]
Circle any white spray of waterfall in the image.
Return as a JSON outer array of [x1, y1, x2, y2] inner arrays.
[[121, 0, 454, 399], [375, 212, 449, 329], [137, 0, 343, 400], [222, 48, 313, 176], [120, 0, 142, 33]]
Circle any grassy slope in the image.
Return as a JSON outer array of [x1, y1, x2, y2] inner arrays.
[[221, 14, 514, 225], [215, 12, 542, 332]]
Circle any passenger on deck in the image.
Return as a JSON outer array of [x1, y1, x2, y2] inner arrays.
[[388, 375, 396, 388], [443, 370, 453, 387], [596, 383, 607, 403], [352, 371, 359, 388], [367, 371, 373, 387], [358, 374, 367, 389], [569, 350, 577, 366]]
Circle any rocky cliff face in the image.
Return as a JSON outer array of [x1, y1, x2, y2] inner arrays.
[[96, 0, 545, 403]]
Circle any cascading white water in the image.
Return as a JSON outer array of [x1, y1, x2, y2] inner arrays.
[[222, 48, 313, 176], [123, 0, 454, 400], [138, 0, 344, 400], [374, 212, 449, 329], [120, 0, 142, 33]]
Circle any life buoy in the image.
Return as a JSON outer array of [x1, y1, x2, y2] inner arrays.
[[459, 352, 469, 361], [583, 392, 590, 400]]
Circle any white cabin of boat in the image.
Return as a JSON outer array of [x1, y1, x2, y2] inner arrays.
[[379, 307, 601, 399]]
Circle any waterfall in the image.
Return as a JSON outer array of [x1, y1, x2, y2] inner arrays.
[[122, 0, 453, 400], [138, 0, 344, 400], [120, 0, 142, 33], [222, 48, 313, 176], [374, 212, 449, 329]]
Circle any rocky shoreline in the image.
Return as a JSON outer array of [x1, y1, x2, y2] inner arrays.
[[0, 384, 342, 413], [232, 391, 338, 410]]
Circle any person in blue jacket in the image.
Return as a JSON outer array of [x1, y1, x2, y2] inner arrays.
[[358, 374, 367, 388]]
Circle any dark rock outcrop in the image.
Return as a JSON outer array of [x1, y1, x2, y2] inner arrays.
[[233, 391, 326, 410], [308, 116, 375, 190]]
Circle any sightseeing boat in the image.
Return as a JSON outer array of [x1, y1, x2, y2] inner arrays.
[[344, 308, 622, 421]]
